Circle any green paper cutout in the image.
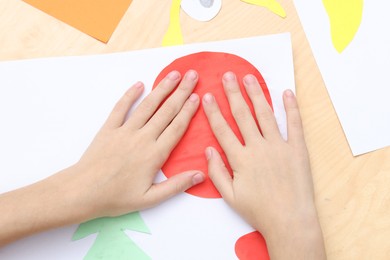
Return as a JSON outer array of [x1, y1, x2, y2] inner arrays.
[[73, 212, 151, 260]]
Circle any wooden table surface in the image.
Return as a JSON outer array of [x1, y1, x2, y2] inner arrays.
[[1, 0, 389, 259]]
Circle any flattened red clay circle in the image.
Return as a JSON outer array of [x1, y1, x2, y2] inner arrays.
[[153, 52, 273, 198]]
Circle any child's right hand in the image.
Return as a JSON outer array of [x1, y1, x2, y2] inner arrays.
[[203, 72, 326, 259]]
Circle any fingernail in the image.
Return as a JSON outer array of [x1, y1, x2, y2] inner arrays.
[[189, 93, 199, 102], [185, 70, 198, 81], [134, 81, 143, 88], [192, 172, 205, 185], [203, 93, 214, 104], [285, 89, 294, 98], [244, 74, 256, 84], [223, 71, 236, 81], [167, 71, 180, 80]]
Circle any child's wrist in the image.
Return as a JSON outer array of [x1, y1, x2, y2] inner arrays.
[[260, 209, 325, 259]]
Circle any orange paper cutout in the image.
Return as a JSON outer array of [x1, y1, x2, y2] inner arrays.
[[23, 0, 133, 43], [153, 52, 273, 198], [235, 231, 270, 260]]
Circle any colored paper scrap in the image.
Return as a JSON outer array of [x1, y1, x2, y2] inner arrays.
[[241, 0, 286, 18], [235, 231, 269, 260], [23, 0, 133, 43], [322, 0, 364, 53], [72, 212, 151, 260], [181, 0, 222, 22], [162, 0, 183, 46], [294, 0, 390, 155], [153, 52, 273, 198]]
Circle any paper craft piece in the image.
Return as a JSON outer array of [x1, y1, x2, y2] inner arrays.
[[181, 0, 222, 22], [323, 0, 364, 53], [200, 0, 214, 8], [294, 0, 390, 155], [0, 33, 295, 259], [153, 52, 273, 198], [23, 0, 133, 43], [241, 0, 286, 18], [72, 212, 150, 259], [162, 0, 183, 46], [235, 231, 269, 260]]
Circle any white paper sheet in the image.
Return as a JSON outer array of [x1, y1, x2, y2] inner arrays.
[[294, 0, 390, 155], [0, 33, 295, 259]]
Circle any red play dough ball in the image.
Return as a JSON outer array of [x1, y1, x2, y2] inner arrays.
[[152, 52, 273, 198]]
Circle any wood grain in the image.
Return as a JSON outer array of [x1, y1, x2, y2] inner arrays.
[[1, 0, 389, 258]]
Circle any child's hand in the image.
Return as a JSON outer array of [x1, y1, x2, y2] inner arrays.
[[72, 70, 205, 218], [202, 72, 325, 259], [0, 70, 206, 246]]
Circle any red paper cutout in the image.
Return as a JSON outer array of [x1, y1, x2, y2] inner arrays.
[[152, 52, 273, 198], [235, 231, 270, 260]]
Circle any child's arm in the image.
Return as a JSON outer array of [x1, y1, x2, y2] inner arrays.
[[203, 72, 326, 259], [0, 70, 205, 246]]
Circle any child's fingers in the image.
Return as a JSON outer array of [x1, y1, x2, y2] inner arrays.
[[144, 170, 205, 208], [103, 82, 144, 129], [202, 93, 242, 158], [144, 70, 198, 137], [127, 70, 181, 129], [222, 72, 261, 143], [243, 74, 280, 140], [206, 147, 234, 204], [157, 93, 200, 155], [283, 90, 305, 147]]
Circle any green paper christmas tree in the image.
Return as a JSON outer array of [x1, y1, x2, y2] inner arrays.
[[72, 212, 151, 260]]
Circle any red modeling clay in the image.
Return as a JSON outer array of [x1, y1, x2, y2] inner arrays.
[[235, 231, 270, 260], [153, 52, 272, 259], [152, 52, 273, 198]]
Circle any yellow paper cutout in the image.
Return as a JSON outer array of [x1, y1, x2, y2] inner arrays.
[[241, 0, 286, 18], [323, 0, 364, 53], [23, 0, 133, 43], [162, 0, 286, 46], [162, 0, 184, 46]]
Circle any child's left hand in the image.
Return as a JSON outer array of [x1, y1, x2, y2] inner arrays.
[[73, 70, 205, 219]]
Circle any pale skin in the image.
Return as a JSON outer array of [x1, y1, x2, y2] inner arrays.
[[0, 70, 326, 259], [0, 70, 205, 245], [203, 71, 326, 259]]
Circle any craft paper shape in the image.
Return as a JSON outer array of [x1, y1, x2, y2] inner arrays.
[[162, 0, 183, 46], [23, 0, 133, 43], [154, 52, 273, 198], [323, 0, 364, 52], [241, 0, 286, 18], [200, 0, 214, 7], [181, 0, 222, 22], [163, 0, 286, 46], [294, 0, 390, 155], [235, 231, 270, 260], [0, 33, 295, 259], [72, 212, 150, 259]]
